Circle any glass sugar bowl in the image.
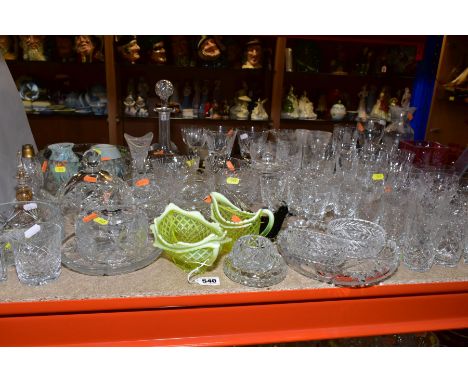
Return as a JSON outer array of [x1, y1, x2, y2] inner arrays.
[[74, 205, 150, 270]]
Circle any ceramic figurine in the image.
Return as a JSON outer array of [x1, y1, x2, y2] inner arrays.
[[370, 89, 390, 121], [135, 96, 148, 117], [281, 86, 299, 119], [242, 38, 263, 69], [171, 36, 191, 67], [230, 95, 251, 120], [181, 82, 192, 110], [0, 35, 17, 60], [124, 94, 137, 116], [144, 36, 166, 64], [197, 36, 223, 67], [401, 87, 411, 109], [116, 35, 141, 64], [54, 36, 74, 62], [330, 100, 346, 121], [251, 98, 269, 120], [297, 92, 317, 120], [19, 35, 46, 61], [357, 86, 368, 120], [74, 35, 103, 63]]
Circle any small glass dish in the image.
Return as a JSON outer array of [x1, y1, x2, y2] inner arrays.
[[327, 218, 387, 258], [223, 235, 287, 288], [277, 227, 399, 288]]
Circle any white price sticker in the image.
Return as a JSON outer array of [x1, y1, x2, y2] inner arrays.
[[24, 224, 41, 239], [240, 133, 249, 140], [23, 203, 37, 211], [194, 277, 220, 286]]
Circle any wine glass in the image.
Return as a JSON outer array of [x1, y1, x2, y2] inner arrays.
[[181, 126, 205, 156]]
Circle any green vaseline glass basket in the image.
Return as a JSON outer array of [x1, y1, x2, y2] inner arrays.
[[150, 203, 230, 273], [209, 192, 274, 253]]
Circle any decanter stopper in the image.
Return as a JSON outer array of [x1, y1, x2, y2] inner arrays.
[[155, 79, 174, 108]]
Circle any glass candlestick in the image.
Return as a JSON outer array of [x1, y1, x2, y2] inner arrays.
[[153, 79, 178, 155]]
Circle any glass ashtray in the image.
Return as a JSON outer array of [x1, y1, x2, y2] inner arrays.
[[276, 227, 399, 288], [223, 235, 287, 288]]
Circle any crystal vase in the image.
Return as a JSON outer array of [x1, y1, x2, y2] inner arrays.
[[124, 132, 153, 175]]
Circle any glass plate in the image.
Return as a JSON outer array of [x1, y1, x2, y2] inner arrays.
[[276, 228, 399, 288], [62, 235, 162, 276]]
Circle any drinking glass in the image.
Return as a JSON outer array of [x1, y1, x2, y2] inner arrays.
[[401, 204, 435, 272], [181, 126, 205, 156], [204, 126, 238, 172], [9, 222, 62, 285], [238, 127, 269, 161], [127, 174, 164, 221]]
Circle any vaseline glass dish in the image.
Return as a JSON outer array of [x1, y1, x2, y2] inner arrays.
[[277, 227, 399, 287]]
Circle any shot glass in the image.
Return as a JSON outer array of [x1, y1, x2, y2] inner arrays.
[[10, 222, 62, 286]]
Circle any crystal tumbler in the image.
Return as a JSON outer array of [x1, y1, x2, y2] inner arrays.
[[9, 222, 62, 285]]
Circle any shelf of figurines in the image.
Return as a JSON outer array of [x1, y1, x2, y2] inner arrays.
[[284, 71, 416, 81], [117, 62, 272, 78]]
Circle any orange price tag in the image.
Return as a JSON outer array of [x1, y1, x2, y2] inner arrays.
[[84, 175, 97, 183], [357, 122, 364, 132], [135, 178, 150, 187], [155, 150, 164, 156], [384, 185, 392, 193], [231, 215, 242, 223], [41, 160, 48, 173], [226, 160, 235, 171], [82, 212, 98, 223], [101, 156, 111, 161], [407, 113, 413, 121], [204, 195, 212, 204]]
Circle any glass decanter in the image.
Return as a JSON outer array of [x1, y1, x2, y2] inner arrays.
[[152, 79, 179, 156]]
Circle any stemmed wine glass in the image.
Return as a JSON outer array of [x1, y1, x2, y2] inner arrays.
[[181, 126, 205, 156]]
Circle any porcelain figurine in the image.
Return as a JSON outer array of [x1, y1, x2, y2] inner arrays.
[[297, 92, 317, 120], [330, 101, 346, 121], [135, 96, 149, 117], [401, 87, 411, 109], [242, 38, 263, 69], [19, 35, 46, 61], [230, 95, 251, 120], [116, 35, 140, 64], [251, 98, 269, 120], [281, 86, 299, 119], [124, 94, 137, 116], [0, 35, 17, 60], [370, 90, 390, 121], [357, 86, 368, 120]]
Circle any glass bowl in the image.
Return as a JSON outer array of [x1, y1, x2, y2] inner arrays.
[[277, 227, 398, 287], [326, 218, 386, 258]]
